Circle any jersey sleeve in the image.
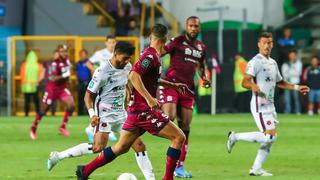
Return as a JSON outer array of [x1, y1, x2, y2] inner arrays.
[[132, 54, 154, 76], [163, 38, 177, 54], [89, 51, 100, 64], [246, 59, 258, 77], [87, 67, 104, 93]]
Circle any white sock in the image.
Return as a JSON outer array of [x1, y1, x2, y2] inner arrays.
[[235, 132, 270, 143], [135, 151, 156, 180], [57, 143, 93, 160], [252, 142, 272, 171]]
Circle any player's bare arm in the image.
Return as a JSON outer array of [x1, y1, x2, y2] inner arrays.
[[84, 91, 99, 127], [276, 80, 310, 95], [85, 61, 95, 74], [125, 81, 133, 109], [128, 71, 159, 108], [158, 79, 187, 94], [242, 74, 265, 97], [199, 61, 211, 88]]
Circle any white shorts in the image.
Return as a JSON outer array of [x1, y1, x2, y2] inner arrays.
[[251, 111, 277, 132], [94, 111, 127, 133]]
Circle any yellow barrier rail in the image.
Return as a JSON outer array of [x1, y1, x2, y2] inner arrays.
[[11, 36, 139, 116]]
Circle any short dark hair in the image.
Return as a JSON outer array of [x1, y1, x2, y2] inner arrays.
[[114, 41, 135, 56], [80, 49, 88, 54], [106, 35, 116, 41], [258, 32, 273, 42], [311, 55, 318, 60], [151, 24, 168, 39], [288, 49, 297, 54], [186, 16, 200, 23]]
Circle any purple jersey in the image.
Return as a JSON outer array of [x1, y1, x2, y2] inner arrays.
[[128, 47, 162, 112], [164, 35, 207, 92], [46, 57, 71, 90]]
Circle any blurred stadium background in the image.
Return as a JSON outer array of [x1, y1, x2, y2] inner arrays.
[[0, 0, 320, 179], [1, 0, 320, 115]]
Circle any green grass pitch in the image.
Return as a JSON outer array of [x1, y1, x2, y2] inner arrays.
[[0, 114, 319, 179]]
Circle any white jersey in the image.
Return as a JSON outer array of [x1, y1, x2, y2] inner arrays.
[[87, 59, 132, 114], [246, 54, 283, 113], [89, 48, 113, 68]]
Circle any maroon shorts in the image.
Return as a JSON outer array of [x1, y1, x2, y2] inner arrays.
[[42, 87, 73, 105], [158, 87, 195, 109], [123, 109, 170, 135]]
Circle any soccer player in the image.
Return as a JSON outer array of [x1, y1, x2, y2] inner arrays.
[[227, 32, 309, 176], [159, 16, 210, 178], [47, 41, 156, 180], [76, 24, 187, 180], [30, 45, 75, 140], [85, 35, 118, 142]]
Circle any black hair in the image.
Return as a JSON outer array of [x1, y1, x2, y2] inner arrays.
[[311, 55, 318, 60], [80, 49, 88, 54], [258, 32, 273, 42], [106, 35, 116, 41], [186, 16, 200, 23], [114, 41, 135, 56], [151, 24, 168, 39], [288, 49, 297, 54]]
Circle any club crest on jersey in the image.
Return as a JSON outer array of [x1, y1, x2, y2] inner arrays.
[[141, 59, 150, 69]]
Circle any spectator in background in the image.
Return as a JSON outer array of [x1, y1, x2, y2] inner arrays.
[[277, 28, 295, 66], [281, 50, 302, 114], [76, 49, 91, 115], [127, 18, 140, 36], [104, 0, 122, 19], [115, 8, 129, 36], [277, 28, 295, 47], [303, 56, 320, 115], [129, 0, 141, 22], [233, 53, 250, 112], [19, 50, 43, 116]]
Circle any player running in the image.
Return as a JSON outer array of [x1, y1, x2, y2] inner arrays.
[[159, 16, 210, 178], [30, 45, 75, 140], [227, 32, 309, 176], [76, 24, 188, 180], [47, 41, 155, 179], [85, 35, 118, 142]]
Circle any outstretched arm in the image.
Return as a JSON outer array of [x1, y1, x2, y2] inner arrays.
[[276, 80, 309, 95]]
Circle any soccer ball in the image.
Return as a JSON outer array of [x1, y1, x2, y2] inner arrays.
[[117, 173, 137, 180]]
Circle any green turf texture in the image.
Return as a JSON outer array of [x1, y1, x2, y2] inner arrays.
[[0, 114, 319, 179]]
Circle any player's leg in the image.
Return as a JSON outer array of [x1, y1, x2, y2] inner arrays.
[[228, 112, 277, 176], [30, 98, 50, 140], [156, 121, 186, 180], [175, 92, 194, 178], [227, 112, 277, 152], [159, 86, 178, 121], [174, 107, 193, 178], [131, 138, 156, 180], [59, 88, 75, 136], [77, 129, 140, 179], [48, 131, 108, 171]]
